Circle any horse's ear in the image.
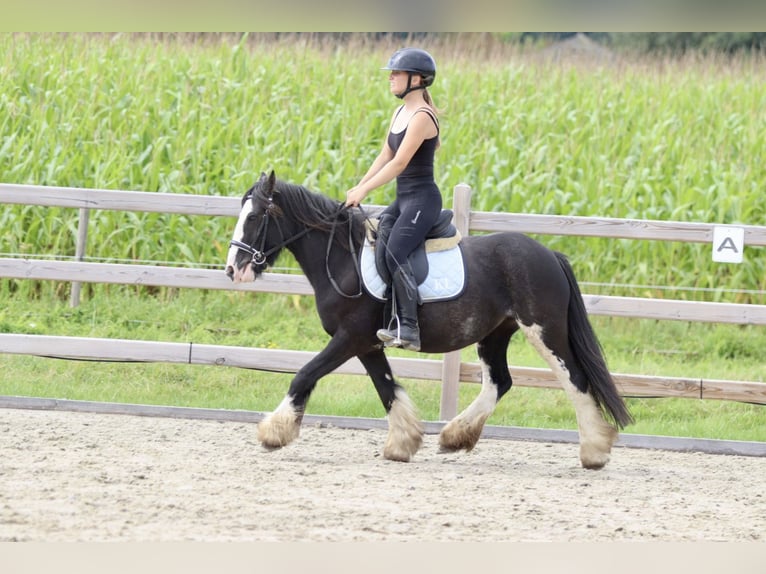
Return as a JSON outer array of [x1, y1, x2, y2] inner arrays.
[[262, 170, 281, 214]]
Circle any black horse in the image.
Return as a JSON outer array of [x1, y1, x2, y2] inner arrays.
[[225, 171, 633, 469]]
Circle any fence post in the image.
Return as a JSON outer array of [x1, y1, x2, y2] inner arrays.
[[69, 207, 90, 308], [439, 183, 473, 421]]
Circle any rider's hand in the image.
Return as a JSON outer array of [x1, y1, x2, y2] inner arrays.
[[345, 186, 366, 208]]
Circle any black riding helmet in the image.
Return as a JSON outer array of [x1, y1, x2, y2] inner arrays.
[[382, 47, 436, 99]]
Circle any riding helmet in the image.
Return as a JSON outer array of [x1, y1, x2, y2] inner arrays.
[[382, 47, 436, 87]]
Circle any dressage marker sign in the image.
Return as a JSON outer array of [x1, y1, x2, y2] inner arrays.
[[712, 225, 745, 263]]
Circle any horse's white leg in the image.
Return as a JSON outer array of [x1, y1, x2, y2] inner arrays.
[[560, 378, 618, 469], [257, 395, 302, 449], [439, 360, 497, 452], [384, 387, 424, 462], [520, 323, 617, 469]]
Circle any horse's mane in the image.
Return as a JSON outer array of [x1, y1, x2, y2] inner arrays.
[[269, 179, 366, 251]]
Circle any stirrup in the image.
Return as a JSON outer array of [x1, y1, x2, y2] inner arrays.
[[376, 327, 420, 351], [376, 327, 397, 344], [376, 314, 400, 344]]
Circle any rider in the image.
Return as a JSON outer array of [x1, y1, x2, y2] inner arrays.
[[345, 47, 442, 352]]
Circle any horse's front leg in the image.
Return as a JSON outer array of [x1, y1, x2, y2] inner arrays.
[[257, 334, 355, 450], [358, 349, 424, 462]]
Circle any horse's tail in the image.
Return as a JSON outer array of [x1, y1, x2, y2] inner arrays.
[[555, 251, 634, 429]]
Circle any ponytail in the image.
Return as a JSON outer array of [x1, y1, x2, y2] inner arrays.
[[423, 89, 441, 116]]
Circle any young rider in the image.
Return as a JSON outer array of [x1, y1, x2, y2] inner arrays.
[[345, 47, 442, 352]]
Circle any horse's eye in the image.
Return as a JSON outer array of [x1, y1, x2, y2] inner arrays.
[[247, 212, 260, 222]]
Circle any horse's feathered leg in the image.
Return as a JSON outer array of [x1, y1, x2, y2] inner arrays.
[[439, 323, 516, 452], [527, 252, 633, 470], [257, 333, 356, 450], [358, 349, 423, 462], [520, 321, 619, 470]]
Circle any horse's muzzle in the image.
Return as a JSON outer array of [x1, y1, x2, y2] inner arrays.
[[226, 262, 256, 283]]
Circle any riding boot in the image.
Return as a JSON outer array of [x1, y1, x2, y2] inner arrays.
[[376, 263, 421, 351]]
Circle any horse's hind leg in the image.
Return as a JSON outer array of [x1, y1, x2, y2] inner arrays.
[[358, 349, 424, 462], [439, 323, 517, 453], [519, 322, 618, 470]]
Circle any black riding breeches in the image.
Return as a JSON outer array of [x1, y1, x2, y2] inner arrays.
[[380, 188, 442, 274]]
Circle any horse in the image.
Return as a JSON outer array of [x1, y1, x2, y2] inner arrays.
[[225, 171, 633, 469]]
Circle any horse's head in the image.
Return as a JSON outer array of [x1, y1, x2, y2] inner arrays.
[[226, 170, 361, 283], [225, 170, 284, 283]]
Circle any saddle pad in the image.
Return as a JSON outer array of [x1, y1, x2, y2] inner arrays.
[[360, 238, 466, 303]]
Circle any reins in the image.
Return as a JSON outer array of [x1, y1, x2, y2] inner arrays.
[[230, 198, 367, 300], [326, 204, 367, 299]]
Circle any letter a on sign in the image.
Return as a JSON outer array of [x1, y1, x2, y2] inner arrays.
[[712, 226, 744, 263]]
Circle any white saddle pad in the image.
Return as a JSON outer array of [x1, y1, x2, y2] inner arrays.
[[360, 238, 466, 303]]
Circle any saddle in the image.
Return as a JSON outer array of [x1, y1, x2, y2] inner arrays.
[[366, 209, 461, 286]]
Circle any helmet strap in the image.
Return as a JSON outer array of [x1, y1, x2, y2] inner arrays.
[[395, 73, 425, 99]]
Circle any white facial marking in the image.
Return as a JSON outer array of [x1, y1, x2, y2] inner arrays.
[[226, 197, 253, 276]]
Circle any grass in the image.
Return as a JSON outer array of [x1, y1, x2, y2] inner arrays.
[[0, 288, 763, 442]]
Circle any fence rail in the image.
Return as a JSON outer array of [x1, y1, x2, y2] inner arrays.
[[469, 211, 766, 245], [1, 183, 764, 415], [4, 182, 766, 244], [2, 333, 764, 404], [1, 258, 765, 324]]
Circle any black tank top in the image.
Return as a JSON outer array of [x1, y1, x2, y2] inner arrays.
[[387, 107, 440, 187]]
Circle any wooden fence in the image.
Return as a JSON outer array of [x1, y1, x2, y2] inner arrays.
[[1, 183, 765, 418]]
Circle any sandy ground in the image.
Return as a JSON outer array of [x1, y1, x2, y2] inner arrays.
[[0, 408, 764, 542]]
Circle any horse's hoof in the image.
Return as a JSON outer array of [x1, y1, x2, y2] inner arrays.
[[438, 418, 485, 453], [257, 416, 300, 449], [383, 448, 412, 462], [437, 444, 460, 454], [384, 389, 424, 462], [580, 452, 610, 470], [579, 443, 611, 470], [383, 431, 422, 462]]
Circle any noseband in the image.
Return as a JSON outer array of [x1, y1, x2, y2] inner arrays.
[[229, 237, 269, 266]]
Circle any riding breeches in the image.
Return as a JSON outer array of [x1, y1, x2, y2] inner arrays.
[[380, 186, 442, 273]]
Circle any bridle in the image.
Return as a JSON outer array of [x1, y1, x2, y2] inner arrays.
[[229, 193, 365, 298], [228, 193, 306, 268]]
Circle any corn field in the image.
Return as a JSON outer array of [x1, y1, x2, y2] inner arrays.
[[1, 33, 764, 303]]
